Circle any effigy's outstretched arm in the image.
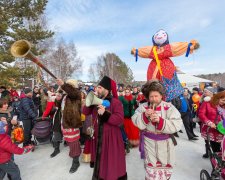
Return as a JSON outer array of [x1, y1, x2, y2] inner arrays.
[[171, 40, 199, 57], [131, 46, 153, 58]]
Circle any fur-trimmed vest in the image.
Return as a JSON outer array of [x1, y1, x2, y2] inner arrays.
[[61, 83, 82, 129]]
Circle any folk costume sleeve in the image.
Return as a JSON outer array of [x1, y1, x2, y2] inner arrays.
[[132, 104, 149, 130], [157, 104, 183, 134], [170, 40, 198, 57], [99, 99, 124, 126], [132, 46, 153, 58]]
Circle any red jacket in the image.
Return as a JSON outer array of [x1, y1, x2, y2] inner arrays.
[[198, 100, 222, 142], [42, 101, 55, 119], [0, 134, 24, 164], [198, 101, 220, 125]]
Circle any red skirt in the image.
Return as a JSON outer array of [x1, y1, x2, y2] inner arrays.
[[201, 124, 223, 143], [124, 118, 140, 141], [67, 140, 81, 158]]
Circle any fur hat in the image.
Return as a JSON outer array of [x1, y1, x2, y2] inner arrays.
[[24, 88, 32, 94], [66, 79, 78, 89], [99, 76, 111, 91], [98, 76, 118, 98]]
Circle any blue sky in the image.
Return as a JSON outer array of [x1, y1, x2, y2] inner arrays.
[[46, 0, 225, 81]]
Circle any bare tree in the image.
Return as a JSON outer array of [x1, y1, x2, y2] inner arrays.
[[95, 53, 134, 84], [88, 63, 97, 82], [43, 38, 83, 80]]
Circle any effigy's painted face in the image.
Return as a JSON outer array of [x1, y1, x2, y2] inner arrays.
[[153, 30, 168, 46]]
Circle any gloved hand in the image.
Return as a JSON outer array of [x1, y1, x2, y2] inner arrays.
[[23, 145, 34, 154]]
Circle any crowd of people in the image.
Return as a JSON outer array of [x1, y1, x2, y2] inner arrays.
[[0, 78, 225, 180]]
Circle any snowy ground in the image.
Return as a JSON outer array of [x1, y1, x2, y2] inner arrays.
[[5, 126, 212, 180]]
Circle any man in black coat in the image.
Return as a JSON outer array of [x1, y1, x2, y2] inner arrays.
[[19, 88, 38, 146]]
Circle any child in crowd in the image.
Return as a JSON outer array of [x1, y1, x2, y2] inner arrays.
[[0, 121, 33, 180]]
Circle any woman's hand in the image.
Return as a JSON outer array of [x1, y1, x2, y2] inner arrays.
[[208, 122, 216, 129]]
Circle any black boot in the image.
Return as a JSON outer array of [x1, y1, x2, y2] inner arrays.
[[7, 174, 12, 180], [50, 142, 60, 158], [90, 161, 94, 168], [64, 141, 68, 147], [69, 156, 80, 173], [202, 143, 209, 158], [125, 141, 130, 154]]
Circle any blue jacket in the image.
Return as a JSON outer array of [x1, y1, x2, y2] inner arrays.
[[19, 96, 37, 121]]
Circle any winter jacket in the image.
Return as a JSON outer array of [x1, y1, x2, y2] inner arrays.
[[198, 99, 222, 142], [42, 101, 56, 119], [19, 96, 37, 121], [0, 134, 24, 164], [198, 101, 220, 125]]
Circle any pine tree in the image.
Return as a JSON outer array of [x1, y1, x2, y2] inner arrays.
[[0, 0, 54, 87], [0, 0, 54, 64]]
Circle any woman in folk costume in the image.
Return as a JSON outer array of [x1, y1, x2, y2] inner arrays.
[[131, 29, 199, 101], [119, 88, 139, 146], [56, 79, 82, 174], [83, 76, 127, 180], [199, 87, 224, 155], [81, 90, 92, 163], [48, 90, 65, 158], [132, 80, 182, 180]]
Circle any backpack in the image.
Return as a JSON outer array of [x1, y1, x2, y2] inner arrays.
[[179, 95, 188, 113]]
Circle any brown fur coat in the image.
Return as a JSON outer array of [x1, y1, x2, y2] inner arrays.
[[61, 83, 82, 129]]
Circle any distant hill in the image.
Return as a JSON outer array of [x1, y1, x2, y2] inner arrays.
[[196, 72, 225, 87]]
